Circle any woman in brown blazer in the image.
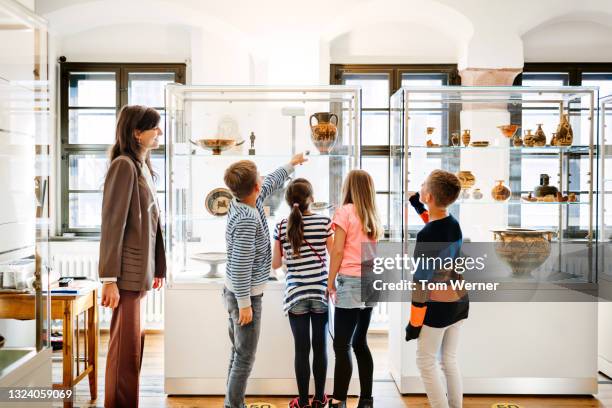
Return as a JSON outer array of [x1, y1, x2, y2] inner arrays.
[[98, 105, 166, 408]]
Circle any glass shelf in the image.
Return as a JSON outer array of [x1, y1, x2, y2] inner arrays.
[[172, 151, 353, 159], [406, 145, 591, 153]]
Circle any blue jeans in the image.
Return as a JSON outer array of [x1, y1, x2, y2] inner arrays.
[[223, 288, 263, 408]]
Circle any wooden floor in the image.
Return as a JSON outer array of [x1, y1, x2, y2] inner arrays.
[[58, 332, 612, 407]]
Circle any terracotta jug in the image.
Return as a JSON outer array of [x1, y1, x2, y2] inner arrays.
[[534, 124, 547, 146], [461, 129, 471, 147], [554, 114, 573, 146], [457, 170, 476, 189], [310, 112, 338, 154], [491, 180, 511, 201]]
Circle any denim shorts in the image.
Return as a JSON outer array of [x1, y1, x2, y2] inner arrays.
[[288, 298, 328, 315], [335, 274, 378, 309]]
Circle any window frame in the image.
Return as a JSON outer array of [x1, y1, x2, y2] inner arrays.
[[330, 64, 460, 235], [59, 62, 186, 236]]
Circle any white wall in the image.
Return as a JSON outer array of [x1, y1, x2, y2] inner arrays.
[[59, 23, 191, 63], [523, 20, 612, 62], [329, 22, 458, 64]]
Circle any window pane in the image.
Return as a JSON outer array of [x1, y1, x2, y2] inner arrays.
[[68, 109, 116, 144], [362, 110, 389, 145], [582, 73, 612, 98], [343, 73, 389, 108], [69, 192, 102, 228], [128, 72, 176, 107], [362, 157, 389, 192], [521, 73, 568, 87], [401, 73, 447, 87], [69, 72, 116, 107], [68, 154, 107, 190]]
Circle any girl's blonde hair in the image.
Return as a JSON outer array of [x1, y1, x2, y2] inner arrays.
[[341, 169, 382, 240]]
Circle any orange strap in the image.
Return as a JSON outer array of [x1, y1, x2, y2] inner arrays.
[[419, 211, 430, 224], [409, 304, 427, 327]]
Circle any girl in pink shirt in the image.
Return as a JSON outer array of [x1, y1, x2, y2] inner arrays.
[[327, 170, 382, 408]]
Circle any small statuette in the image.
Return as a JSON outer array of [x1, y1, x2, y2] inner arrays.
[[249, 131, 256, 155]]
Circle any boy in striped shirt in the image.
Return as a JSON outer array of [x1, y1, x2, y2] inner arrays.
[[222, 153, 307, 408]]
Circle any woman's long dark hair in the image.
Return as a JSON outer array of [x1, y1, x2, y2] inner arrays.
[[284, 178, 313, 257], [110, 105, 160, 178]]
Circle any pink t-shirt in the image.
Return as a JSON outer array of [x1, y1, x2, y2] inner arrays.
[[332, 203, 377, 277]]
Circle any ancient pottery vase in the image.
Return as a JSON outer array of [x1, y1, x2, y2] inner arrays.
[[492, 228, 554, 276], [310, 112, 338, 154], [491, 180, 511, 201]]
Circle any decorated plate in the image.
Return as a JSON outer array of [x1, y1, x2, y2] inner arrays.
[[205, 188, 233, 216]]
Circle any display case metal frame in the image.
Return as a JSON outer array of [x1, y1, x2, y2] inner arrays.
[[387, 85, 600, 395], [163, 85, 363, 394]]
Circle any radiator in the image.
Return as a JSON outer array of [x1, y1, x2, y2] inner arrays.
[[51, 254, 164, 329]]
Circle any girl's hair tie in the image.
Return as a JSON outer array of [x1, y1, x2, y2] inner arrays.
[[293, 203, 299, 208]]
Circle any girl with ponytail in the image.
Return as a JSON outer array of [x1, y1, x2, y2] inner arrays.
[[272, 178, 333, 408]]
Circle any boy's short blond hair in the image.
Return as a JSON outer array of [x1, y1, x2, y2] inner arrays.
[[224, 160, 258, 200], [425, 169, 461, 208]]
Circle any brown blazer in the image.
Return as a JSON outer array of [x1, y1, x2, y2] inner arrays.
[[98, 155, 166, 291]]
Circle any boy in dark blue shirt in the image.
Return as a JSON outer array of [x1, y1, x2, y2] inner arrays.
[[406, 169, 469, 408]]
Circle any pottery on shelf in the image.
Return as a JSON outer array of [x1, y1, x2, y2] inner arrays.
[[191, 138, 242, 155], [492, 228, 555, 276], [450, 132, 460, 146], [553, 114, 573, 146], [534, 174, 558, 198], [457, 171, 476, 189], [461, 129, 471, 147], [191, 252, 228, 278], [523, 129, 535, 147], [460, 189, 471, 200], [497, 124, 519, 139], [205, 188, 233, 216], [472, 188, 483, 200], [491, 180, 511, 201], [534, 124, 547, 147], [263, 179, 291, 216], [310, 112, 338, 154], [513, 134, 524, 147]]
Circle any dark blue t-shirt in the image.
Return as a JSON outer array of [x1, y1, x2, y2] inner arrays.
[[413, 214, 469, 328]]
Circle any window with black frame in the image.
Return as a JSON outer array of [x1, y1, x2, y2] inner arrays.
[[331, 64, 459, 235], [60, 63, 186, 235]]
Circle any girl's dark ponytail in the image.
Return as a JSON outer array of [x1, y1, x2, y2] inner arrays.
[[287, 203, 304, 257], [285, 178, 313, 258]]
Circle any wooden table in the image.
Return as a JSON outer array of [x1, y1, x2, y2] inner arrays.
[[0, 286, 99, 403]]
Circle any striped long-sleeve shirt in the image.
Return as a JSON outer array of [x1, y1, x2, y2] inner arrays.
[[225, 164, 293, 308]]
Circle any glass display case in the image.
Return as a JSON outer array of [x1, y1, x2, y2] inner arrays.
[[388, 86, 600, 396], [164, 85, 361, 284], [390, 86, 598, 283], [599, 95, 612, 378], [0, 0, 52, 382]]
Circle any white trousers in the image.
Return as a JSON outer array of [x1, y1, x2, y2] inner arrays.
[[416, 320, 464, 408]]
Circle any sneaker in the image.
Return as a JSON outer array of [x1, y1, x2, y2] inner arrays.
[[289, 396, 311, 408], [311, 394, 329, 408]]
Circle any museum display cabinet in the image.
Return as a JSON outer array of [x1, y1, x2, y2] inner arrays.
[[388, 86, 599, 394], [163, 85, 362, 394], [598, 95, 612, 379], [0, 0, 52, 390]]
